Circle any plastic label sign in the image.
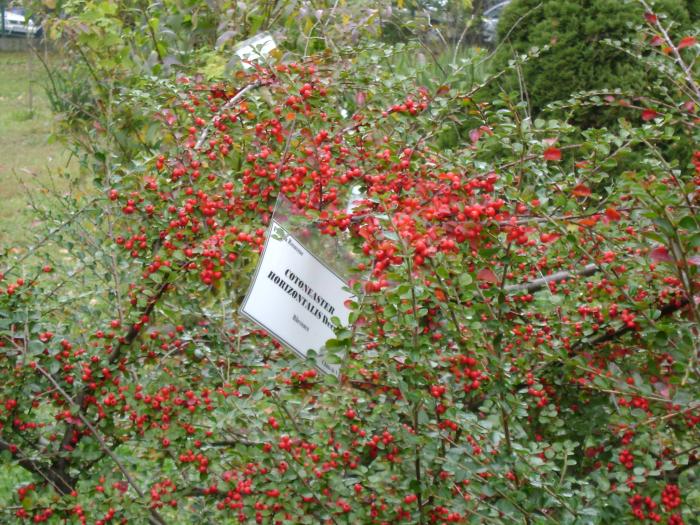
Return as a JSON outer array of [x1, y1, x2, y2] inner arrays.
[[233, 32, 277, 68], [240, 220, 353, 376]]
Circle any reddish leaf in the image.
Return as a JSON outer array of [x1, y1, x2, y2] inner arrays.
[[641, 108, 659, 121], [644, 12, 658, 24], [539, 232, 560, 244], [650, 245, 673, 263], [648, 245, 700, 266], [469, 128, 482, 144], [476, 268, 498, 283], [163, 109, 177, 126], [678, 36, 697, 50], [543, 147, 562, 161], [571, 184, 591, 197], [655, 383, 671, 399], [579, 217, 599, 228], [650, 35, 664, 46], [605, 207, 622, 221]]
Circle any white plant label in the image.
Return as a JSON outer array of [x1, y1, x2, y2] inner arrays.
[[234, 32, 277, 67], [240, 220, 353, 376]]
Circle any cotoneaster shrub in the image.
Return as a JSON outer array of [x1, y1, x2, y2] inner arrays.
[[0, 4, 699, 525]]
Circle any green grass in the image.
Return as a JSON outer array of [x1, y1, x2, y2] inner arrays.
[[0, 49, 73, 248], [0, 52, 76, 509]]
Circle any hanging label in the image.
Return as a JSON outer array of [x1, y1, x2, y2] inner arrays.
[[240, 220, 353, 376]]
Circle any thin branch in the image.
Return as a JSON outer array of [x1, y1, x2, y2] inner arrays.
[[194, 81, 264, 151], [0, 437, 74, 495], [1, 199, 98, 276], [504, 264, 598, 294], [35, 365, 167, 525], [640, 0, 700, 101]]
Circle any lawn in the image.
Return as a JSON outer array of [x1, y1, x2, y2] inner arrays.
[[0, 47, 72, 504], [0, 47, 73, 248]]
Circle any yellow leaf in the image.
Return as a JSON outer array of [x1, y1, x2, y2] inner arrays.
[[397, 0, 404, 7]]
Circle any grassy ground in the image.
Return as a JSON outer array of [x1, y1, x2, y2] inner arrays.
[[0, 46, 67, 505], [0, 48, 73, 248]]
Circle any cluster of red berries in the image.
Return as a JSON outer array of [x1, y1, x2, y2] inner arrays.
[[619, 449, 635, 469], [628, 493, 661, 522], [1, 276, 25, 296], [661, 484, 681, 511]]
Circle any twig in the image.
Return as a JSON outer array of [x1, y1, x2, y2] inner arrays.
[[1, 199, 98, 277], [0, 437, 74, 495], [640, 0, 700, 101], [195, 81, 264, 151], [35, 365, 167, 525], [504, 264, 598, 294]]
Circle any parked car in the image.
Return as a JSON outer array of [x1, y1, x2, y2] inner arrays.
[[1, 7, 42, 38], [483, 0, 511, 44]]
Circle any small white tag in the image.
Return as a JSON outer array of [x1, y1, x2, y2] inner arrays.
[[234, 32, 277, 67]]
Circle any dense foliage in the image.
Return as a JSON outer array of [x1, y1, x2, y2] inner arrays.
[[491, 0, 700, 125], [1, 1, 699, 524]]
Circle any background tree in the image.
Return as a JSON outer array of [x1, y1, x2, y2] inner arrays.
[[490, 0, 699, 126]]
